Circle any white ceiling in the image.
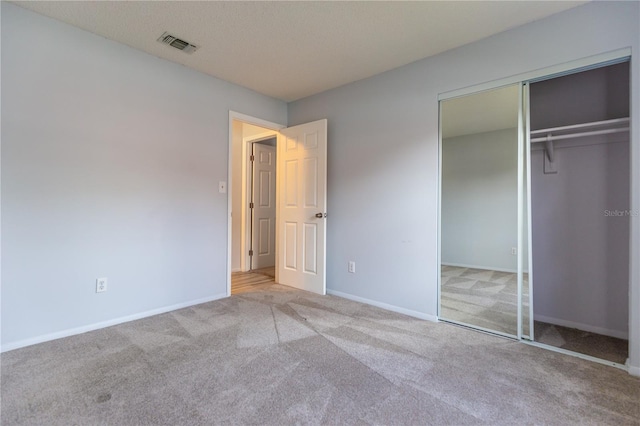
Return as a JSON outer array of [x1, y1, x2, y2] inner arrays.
[[13, 1, 586, 102]]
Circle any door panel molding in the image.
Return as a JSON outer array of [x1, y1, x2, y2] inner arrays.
[[251, 143, 277, 270], [277, 119, 327, 295]]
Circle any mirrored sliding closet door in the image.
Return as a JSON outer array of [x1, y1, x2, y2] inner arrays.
[[439, 58, 631, 367], [439, 84, 522, 338]]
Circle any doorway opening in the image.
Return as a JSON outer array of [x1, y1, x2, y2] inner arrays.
[[227, 112, 329, 297], [230, 118, 280, 294]]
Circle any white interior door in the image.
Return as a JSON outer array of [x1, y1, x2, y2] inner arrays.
[[277, 119, 327, 295], [250, 143, 276, 270]]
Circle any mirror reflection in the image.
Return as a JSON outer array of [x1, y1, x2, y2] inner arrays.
[[440, 84, 521, 336]]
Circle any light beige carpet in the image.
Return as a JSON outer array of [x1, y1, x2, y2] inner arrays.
[[2, 284, 639, 425]]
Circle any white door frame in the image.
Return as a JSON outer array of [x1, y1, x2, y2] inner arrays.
[[242, 133, 278, 272], [228, 111, 285, 297]]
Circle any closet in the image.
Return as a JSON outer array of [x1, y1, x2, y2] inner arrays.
[[528, 62, 630, 363], [439, 58, 631, 367]]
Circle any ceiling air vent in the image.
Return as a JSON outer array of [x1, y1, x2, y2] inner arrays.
[[157, 32, 198, 54]]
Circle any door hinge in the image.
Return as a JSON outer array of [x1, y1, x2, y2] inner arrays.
[[249, 249, 254, 256], [249, 202, 254, 209], [250, 155, 255, 162]]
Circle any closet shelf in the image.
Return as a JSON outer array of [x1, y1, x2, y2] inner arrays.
[[530, 117, 629, 143], [530, 117, 629, 175]]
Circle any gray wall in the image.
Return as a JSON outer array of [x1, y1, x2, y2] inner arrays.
[[530, 63, 630, 338], [1, 3, 287, 349], [441, 129, 518, 272], [287, 1, 639, 371]]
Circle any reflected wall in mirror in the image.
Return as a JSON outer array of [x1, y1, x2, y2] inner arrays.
[[439, 84, 522, 337]]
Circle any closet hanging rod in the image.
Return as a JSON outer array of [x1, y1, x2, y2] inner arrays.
[[530, 117, 629, 136], [530, 127, 629, 143]]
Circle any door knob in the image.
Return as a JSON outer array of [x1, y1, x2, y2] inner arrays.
[[315, 213, 327, 218]]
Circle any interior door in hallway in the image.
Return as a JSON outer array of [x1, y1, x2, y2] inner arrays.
[[250, 142, 277, 270], [277, 119, 327, 295]]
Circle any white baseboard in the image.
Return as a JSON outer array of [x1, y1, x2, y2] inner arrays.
[[1, 292, 228, 353], [231, 268, 241, 273], [327, 289, 437, 322], [441, 262, 527, 274], [534, 314, 628, 340], [629, 364, 640, 377]]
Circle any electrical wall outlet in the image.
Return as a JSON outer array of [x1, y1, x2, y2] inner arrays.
[[348, 261, 356, 273], [96, 277, 108, 293], [511, 247, 517, 255]]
